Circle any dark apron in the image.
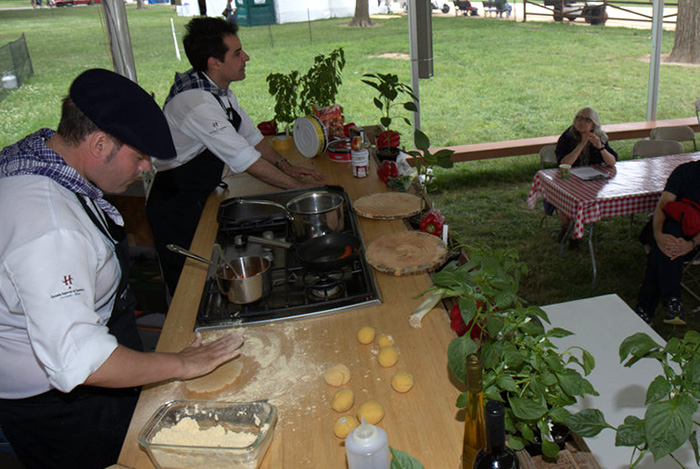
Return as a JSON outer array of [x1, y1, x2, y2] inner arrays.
[[0, 196, 142, 469], [147, 96, 242, 295]]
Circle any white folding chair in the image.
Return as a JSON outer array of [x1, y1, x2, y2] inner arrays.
[[650, 126, 697, 152], [632, 139, 684, 158]]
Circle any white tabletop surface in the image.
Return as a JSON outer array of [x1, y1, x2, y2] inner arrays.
[[542, 294, 696, 468]]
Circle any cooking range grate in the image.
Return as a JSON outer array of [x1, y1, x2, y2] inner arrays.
[[195, 186, 381, 330]]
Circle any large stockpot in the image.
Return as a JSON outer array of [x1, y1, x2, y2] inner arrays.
[[233, 191, 344, 240]]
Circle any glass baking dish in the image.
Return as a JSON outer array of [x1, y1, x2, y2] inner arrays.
[[138, 400, 277, 469]]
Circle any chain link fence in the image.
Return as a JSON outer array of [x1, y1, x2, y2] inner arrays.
[[0, 33, 34, 102]]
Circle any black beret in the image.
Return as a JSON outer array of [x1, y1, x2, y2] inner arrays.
[[70, 68, 176, 160]]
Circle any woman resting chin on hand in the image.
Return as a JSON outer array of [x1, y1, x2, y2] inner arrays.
[[553, 106, 619, 249]]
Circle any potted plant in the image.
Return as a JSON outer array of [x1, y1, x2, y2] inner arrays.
[[565, 330, 700, 467], [266, 47, 346, 135], [415, 245, 600, 460], [361, 72, 417, 162]]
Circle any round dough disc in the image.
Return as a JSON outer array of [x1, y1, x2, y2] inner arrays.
[[184, 359, 244, 394], [366, 231, 448, 276], [353, 193, 422, 220]]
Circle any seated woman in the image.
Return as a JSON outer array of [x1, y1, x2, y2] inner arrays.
[[555, 106, 618, 248]]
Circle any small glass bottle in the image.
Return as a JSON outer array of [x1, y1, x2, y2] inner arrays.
[[473, 400, 520, 469], [462, 353, 485, 468]]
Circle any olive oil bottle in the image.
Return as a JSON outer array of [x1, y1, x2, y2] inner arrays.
[[462, 353, 485, 468]]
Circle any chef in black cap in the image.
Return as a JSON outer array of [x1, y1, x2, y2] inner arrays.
[[0, 68, 244, 469]]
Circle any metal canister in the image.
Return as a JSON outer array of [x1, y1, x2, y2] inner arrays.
[[351, 148, 369, 178]]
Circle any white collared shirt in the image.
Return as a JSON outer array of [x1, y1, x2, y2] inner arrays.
[[155, 80, 264, 174]]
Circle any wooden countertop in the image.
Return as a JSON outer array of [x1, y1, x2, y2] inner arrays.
[[117, 142, 462, 468]]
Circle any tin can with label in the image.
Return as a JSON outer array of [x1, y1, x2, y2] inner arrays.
[[351, 149, 369, 178]]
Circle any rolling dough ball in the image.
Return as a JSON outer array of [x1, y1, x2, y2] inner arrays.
[[331, 388, 355, 413], [324, 364, 351, 386], [357, 400, 385, 425], [377, 346, 398, 368], [357, 326, 376, 344], [333, 415, 360, 439], [391, 371, 414, 393], [377, 333, 395, 348]]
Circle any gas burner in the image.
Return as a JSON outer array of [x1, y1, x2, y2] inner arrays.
[[304, 270, 346, 301]]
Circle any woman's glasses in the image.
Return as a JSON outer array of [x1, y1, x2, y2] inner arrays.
[[576, 115, 593, 123]]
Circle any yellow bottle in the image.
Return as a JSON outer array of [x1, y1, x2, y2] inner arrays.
[[462, 353, 486, 468]]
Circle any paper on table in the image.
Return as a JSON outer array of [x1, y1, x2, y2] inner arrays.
[[570, 166, 610, 181]]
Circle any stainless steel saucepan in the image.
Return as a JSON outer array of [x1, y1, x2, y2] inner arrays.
[[167, 244, 271, 304], [232, 190, 345, 240]]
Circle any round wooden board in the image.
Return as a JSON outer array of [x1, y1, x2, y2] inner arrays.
[[366, 231, 448, 276], [353, 192, 422, 220]]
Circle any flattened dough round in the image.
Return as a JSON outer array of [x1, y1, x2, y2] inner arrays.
[[353, 193, 422, 220], [331, 388, 355, 413], [377, 333, 394, 348], [377, 346, 398, 368], [324, 363, 351, 386], [391, 371, 414, 393], [333, 415, 360, 439], [357, 326, 376, 344], [184, 359, 244, 394], [357, 400, 385, 425]]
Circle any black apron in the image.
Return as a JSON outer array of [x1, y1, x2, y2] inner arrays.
[[146, 96, 242, 295], [0, 196, 142, 469]]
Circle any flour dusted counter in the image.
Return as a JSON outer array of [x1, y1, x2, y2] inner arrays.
[[117, 143, 463, 468]]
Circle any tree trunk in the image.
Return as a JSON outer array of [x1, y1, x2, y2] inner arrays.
[[349, 0, 375, 27], [136, 0, 145, 9], [667, 0, 700, 64]]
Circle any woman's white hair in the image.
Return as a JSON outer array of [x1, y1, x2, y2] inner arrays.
[[571, 106, 609, 144]]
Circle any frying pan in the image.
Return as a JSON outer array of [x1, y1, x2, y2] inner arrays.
[[247, 232, 360, 272]]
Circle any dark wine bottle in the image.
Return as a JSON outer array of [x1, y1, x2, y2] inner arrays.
[[473, 400, 520, 469]]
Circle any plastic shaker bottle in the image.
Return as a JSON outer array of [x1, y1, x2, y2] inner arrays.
[[345, 418, 390, 469]]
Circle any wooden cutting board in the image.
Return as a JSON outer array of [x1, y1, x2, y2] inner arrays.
[[353, 192, 422, 220], [366, 231, 448, 276]]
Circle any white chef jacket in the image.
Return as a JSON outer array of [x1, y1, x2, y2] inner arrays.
[[0, 175, 119, 398], [155, 84, 265, 174]]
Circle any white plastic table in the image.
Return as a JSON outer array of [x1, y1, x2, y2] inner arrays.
[[543, 294, 697, 468]]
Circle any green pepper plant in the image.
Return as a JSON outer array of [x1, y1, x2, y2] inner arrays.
[[266, 47, 346, 132], [421, 245, 601, 459], [565, 330, 700, 467]]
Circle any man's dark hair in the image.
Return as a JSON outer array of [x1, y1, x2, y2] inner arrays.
[[57, 96, 122, 149], [183, 17, 239, 72]]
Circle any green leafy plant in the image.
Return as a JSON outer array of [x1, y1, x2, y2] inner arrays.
[[361, 72, 417, 153], [390, 447, 424, 468], [266, 47, 345, 130], [406, 129, 454, 199], [565, 330, 700, 467], [427, 246, 599, 459], [299, 47, 345, 113]]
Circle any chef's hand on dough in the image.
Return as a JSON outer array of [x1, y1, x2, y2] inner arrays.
[[177, 332, 244, 380]]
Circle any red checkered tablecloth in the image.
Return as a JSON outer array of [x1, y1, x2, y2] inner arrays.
[[527, 153, 700, 239]]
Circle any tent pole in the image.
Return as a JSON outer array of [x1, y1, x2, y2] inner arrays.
[[646, 0, 664, 121]]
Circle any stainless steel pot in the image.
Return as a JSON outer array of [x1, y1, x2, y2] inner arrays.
[[234, 191, 344, 240], [216, 256, 271, 304]]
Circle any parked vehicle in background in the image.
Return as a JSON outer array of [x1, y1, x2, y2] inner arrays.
[[544, 0, 607, 24], [401, 0, 451, 14], [55, 0, 101, 5]]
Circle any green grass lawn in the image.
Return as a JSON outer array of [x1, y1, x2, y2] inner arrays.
[[1, 6, 699, 339]]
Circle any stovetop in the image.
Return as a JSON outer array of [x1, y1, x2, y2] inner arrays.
[[195, 185, 381, 330]]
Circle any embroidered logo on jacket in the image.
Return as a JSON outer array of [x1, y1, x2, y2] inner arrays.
[[51, 274, 85, 299]]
